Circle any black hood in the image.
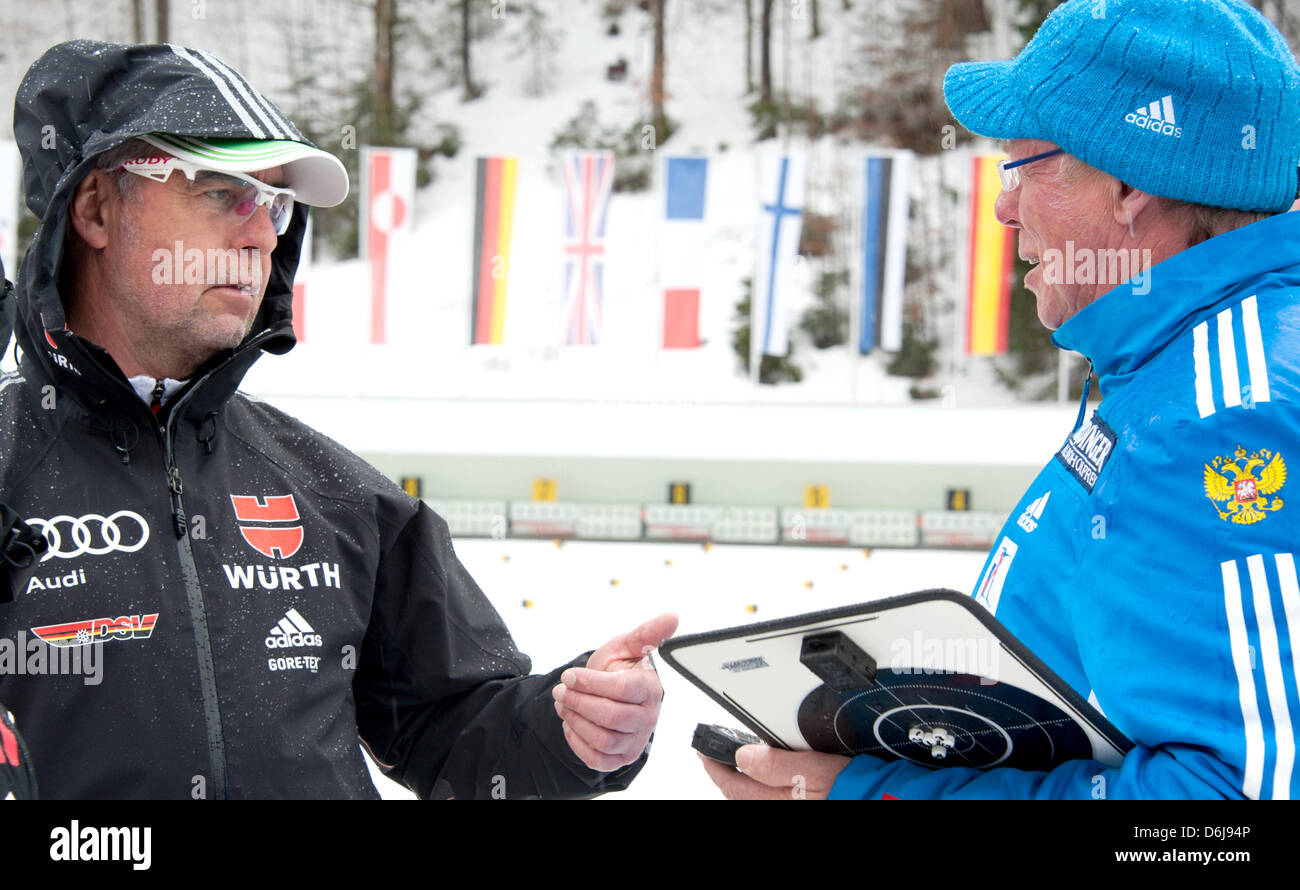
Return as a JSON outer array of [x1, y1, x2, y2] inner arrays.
[[11, 40, 315, 418]]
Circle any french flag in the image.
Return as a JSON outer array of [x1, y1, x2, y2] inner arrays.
[[660, 156, 709, 349]]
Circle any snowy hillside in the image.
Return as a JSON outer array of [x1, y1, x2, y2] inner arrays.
[[1, 0, 1045, 408]]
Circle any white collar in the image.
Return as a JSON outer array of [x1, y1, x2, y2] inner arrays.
[[127, 375, 188, 406]]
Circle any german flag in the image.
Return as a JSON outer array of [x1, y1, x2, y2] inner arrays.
[[470, 157, 518, 345], [965, 155, 1014, 355]]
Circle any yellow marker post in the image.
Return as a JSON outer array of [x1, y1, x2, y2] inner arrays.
[[400, 476, 422, 498], [804, 485, 830, 509], [532, 478, 557, 502]]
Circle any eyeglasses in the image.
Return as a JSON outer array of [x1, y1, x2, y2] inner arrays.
[[997, 148, 1066, 192], [118, 155, 296, 235]]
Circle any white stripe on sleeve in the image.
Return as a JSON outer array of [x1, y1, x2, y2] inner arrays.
[[1246, 554, 1293, 800], [1241, 295, 1271, 405], [1217, 307, 1241, 409], [1222, 559, 1265, 799], [1275, 553, 1300, 798], [1192, 321, 1215, 418]]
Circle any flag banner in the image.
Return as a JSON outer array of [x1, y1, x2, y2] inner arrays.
[[470, 156, 518, 345], [0, 141, 19, 279], [660, 156, 709, 350], [665, 157, 708, 220], [753, 152, 806, 366], [359, 146, 416, 345], [663, 288, 702, 348], [291, 214, 313, 343], [561, 151, 615, 346], [965, 154, 1014, 355], [859, 151, 912, 354]]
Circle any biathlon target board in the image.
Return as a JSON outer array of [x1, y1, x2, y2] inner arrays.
[[660, 589, 1132, 770]]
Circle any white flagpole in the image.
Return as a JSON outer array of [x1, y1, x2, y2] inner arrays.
[[849, 151, 862, 404]]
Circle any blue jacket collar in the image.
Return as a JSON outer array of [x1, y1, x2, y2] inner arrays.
[[1052, 212, 1300, 394]]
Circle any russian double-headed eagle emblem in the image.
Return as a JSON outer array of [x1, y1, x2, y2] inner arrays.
[[1204, 446, 1286, 525]]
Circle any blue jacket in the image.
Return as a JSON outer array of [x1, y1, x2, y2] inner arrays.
[[830, 211, 1300, 799]]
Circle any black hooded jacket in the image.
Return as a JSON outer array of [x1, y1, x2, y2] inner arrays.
[[0, 40, 644, 799]]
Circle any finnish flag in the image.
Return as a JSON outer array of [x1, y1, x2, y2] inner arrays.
[[752, 152, 806, 366]]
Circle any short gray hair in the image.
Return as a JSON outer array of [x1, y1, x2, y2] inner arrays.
[[93, 137, 166, 197], [1183, 203, 1274, 245], [1060, 153, 1275, 244], [59, 138, 166, 287]]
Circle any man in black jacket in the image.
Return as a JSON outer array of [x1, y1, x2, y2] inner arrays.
[[0, 260, 39, 800], [0, 40, 675, 799]]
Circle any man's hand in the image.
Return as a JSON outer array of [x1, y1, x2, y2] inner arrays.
[[552, 612, 678, 772], [700, 745, 851, 799]]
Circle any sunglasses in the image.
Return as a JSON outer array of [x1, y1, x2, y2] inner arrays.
[[118, 155, 296, 235]]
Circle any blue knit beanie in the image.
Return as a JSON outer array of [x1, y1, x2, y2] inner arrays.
[[944, 0, 1300, 213]]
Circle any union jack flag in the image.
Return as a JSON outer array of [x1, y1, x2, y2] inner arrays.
[[561, 151, 615, 345]]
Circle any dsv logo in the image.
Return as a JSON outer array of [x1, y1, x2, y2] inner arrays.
[[25, 511, 151, 562]]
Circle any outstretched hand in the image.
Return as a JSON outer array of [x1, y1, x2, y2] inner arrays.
[[552, 612, 678, 772]]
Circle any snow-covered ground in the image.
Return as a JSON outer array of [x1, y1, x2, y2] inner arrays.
[[364, 538, 989, 799]]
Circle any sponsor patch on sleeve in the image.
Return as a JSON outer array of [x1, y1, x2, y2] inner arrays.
[[1055, 413, 1117, 494], [973, 536, 1017, 616]]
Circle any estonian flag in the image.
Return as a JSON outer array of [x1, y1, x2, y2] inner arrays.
[[859, 152, 912, 354]]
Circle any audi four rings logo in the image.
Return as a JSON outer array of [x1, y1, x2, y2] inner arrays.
[[25, 511, 151, 562]]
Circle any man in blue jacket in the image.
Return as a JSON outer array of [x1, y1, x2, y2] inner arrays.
[[703, 0, 1300, 799]]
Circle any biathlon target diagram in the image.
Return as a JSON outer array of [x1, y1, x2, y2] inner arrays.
[[660, 589, 1131, 769], [795, 672, 1093, 769]]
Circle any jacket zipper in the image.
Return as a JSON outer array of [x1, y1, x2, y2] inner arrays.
[[149, 379, 165, 415], [155, 329, 282, 800], [1071, 360, 1096, 433], [155, 389, 226, 799]]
